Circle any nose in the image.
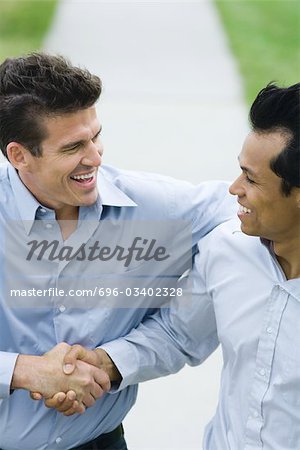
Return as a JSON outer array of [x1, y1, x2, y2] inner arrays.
[[81, 141, 103, 167], [229, 174, 244, 197]]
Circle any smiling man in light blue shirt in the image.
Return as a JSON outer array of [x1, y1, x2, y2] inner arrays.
[[0, 53, 236, 450], [55, 83, 300, 449], [102, 83, 300, 449]]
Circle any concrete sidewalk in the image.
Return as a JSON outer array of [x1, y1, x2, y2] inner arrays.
[[44, 1, 248, 449], [44, 0, 248, 183]]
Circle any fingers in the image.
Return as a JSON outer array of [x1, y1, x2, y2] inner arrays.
[[81, 392, 97, 408], [44, 392, 68, 408], [30, 389, 87, 416], [62, 402, 86, 416], [91, 382, 104, 400], [36, 345, 109, 416], [63, 345, 90, 374], [93, 368, 111, 393], [44, 391, 84, 415]]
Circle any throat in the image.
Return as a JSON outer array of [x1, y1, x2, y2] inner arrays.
[[55, 207, 79, 241], [276, 256, 300, 280], [274, 238, 300, 280]]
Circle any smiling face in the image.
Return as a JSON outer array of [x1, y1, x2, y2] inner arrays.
[[229, 131, 300, 243], [16, 106, 103, 218]]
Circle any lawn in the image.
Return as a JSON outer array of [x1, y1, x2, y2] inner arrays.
[[0, 0, 57, 62], [215, 0, 300, 103]]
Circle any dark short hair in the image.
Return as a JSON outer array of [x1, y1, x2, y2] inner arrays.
[[249, 83, 300, 196], [0, 53, 102, 158]]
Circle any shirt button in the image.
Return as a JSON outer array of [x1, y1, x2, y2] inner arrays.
[[45, 223, 53, 229], [40, 208, 47, 213], [59, 305, 66, 313], [55, 437, 62, 444], [253, 411, 259, 418], [266, 327, 272, 333], [259, 368, 266, 376]]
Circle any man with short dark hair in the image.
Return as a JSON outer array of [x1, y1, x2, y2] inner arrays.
[[0, 53, 235, 450], [52, 83, 300, 449]]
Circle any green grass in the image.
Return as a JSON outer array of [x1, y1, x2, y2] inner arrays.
[[0, 0, 57, 62], [215, 0, 300, 104]]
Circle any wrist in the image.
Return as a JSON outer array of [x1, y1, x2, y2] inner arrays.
[[11, 354, 44, 391], [94, 349, 122, 383]]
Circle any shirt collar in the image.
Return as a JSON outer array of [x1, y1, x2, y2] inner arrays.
[[280, 278, 300, 302], [97, 169, 137, 207], [8, 164, 42, 235], [9, 164, 137, 235]]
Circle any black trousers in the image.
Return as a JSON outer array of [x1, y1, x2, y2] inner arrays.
[[70, 424, 127, 450], [0, 425, 127, 450]]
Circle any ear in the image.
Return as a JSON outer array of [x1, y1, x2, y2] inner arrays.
[[294, 187, 300, 209], [297, 192, 300, 209], [6, 142, 31, 170]]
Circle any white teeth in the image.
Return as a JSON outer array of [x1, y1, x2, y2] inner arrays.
[[239, 205, 252, 214], [71, 171, 95, 180]]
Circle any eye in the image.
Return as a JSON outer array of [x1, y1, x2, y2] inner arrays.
[[92, 130, 102, 143], [66, 144, 81, 152], [61, 143, 83, 155], [245, 175, 255, 184]]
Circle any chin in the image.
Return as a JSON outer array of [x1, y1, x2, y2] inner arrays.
[[83, 195, 98, 206], [81, 189, 98, 203], [240, 223, 259, 237]]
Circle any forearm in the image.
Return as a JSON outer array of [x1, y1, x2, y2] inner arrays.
[[102, 270, 219, 389], [101, 321, 190, 390]]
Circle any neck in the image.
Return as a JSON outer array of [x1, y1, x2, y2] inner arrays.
[[55, 207, 79, 241], [273, 235, 300, 279]]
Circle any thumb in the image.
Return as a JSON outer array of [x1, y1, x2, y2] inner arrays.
[[63, 363, 75, 375], [63, 345, 88, 374]]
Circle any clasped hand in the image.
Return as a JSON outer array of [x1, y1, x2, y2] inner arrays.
[[31, 343, 111, 416]]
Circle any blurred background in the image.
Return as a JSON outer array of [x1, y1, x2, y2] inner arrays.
[[0, 1, 299, 449]]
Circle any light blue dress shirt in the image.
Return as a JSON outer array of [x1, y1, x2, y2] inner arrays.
[[103, 219, 300, 450], [0, 162, 236, 450]]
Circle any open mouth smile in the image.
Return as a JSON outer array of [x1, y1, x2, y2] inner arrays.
[[70, 170, 96, 187], [238, 204, 252, 217]]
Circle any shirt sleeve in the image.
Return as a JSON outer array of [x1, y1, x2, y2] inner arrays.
[[101, 249, 219, 390], [180, 180, 237, 245], [0, 351, 19, 398]]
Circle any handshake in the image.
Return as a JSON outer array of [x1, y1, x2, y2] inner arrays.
[[11, 342, 121, 416]]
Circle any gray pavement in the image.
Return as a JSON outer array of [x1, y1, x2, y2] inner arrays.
[[3, 1, 249, 448]]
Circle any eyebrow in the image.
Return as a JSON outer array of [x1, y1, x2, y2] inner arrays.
[[60, 126, 102, 150]]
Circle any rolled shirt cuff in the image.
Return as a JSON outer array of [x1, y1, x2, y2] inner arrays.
[[0, 352, 19, 398], [99, 340, 139, 392]]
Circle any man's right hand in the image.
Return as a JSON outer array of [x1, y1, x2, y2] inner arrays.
[[12, 343, 111, 409], [62, 345, 122, 382], [31, 345, 121, 416]]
